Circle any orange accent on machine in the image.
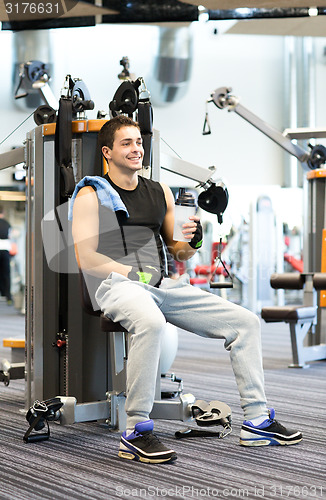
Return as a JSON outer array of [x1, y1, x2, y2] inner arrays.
[[306, 168, 326, 180], [3, 338, 25, 349], [42, 119, 110, 175], [42, 119, 109, 136]]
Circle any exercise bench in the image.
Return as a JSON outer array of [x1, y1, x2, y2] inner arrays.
[[261, 273, 326, 368]]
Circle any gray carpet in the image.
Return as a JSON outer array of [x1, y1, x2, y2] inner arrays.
[[0, 301, 325, 500]]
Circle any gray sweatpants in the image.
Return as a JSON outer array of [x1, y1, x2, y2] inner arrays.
[[95, 272, 268, 429]]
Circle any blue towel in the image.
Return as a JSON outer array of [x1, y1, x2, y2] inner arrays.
[[68, 176, 129, 220]]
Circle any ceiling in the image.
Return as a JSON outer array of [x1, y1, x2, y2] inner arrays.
[[181, 0, 326, 8], [226, 16, 326, 36], [2, 0, 326, 33]]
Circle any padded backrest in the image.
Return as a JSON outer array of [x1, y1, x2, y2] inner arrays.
[[78, 269, 101, 317], [74, 242, 100, 316]]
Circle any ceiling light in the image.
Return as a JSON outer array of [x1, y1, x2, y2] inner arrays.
[[235, 8, 252, 16]]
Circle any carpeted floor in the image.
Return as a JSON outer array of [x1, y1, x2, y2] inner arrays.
[[0, 300, 325, 500]]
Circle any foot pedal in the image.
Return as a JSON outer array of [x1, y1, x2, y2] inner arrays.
[[192, 400, 232, 427], [23, 397, 63, 443], [175, 400, 232, 440]]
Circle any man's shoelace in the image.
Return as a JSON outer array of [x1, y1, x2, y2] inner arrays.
[[140, 431, 163, 445], [266, 419, 287, 432]]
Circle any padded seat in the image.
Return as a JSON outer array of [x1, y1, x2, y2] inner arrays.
[[261, 272, 326, 368], [261, 302, 321, 368], [100, 314, 127, 332], [261, 305, 317, 323]]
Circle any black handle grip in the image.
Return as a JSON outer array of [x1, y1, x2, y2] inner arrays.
[[210, 282, 233, 289], [24, 432, 50, 443]]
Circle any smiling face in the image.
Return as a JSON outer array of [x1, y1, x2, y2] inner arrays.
[[102, 126, 144, 174]]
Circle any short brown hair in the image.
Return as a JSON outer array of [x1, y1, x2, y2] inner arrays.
[[98, 115, 141, 150]]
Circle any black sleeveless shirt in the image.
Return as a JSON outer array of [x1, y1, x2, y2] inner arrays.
[[96, 174, 168, 280]]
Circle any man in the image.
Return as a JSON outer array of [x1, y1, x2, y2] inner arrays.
[[0, 205, 12, 305], [72, 115, 302, 464]]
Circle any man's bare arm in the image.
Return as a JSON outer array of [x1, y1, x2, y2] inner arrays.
[[72, 186, 132, 278]]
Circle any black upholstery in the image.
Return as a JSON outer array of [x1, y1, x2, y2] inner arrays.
[[260, 273, 325, 367], [270, 273, 306, 290], [312, 273, 326, 290], [261, 305, 317, 323], [79, 269, 127, 332], [262, 273, 317, 323], [78, 270, 100, 317]]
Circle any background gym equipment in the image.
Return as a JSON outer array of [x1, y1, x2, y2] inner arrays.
[[197, 180, 233, 290], [209, 239, 233, 290], [0, 338, 25, 386], [205, 86, 326, 172], [261, 273, 326, 368], [207, 88, 326, 366], [14, 60, 58, 115]]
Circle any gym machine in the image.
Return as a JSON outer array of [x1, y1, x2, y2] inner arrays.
[[14, 60, 58, 123], [0, 63, 232, 440], [204, 86, 326, 171], [204, 87, 326, 367]]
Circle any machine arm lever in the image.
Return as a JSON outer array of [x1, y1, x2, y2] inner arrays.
[[209, 86, 317, 170], [234, 103, 309, 164]]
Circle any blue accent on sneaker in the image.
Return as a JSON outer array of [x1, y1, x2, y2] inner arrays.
[[243, 408, 276, 430], [134, 420, 154, 433], [119, 419, 177, 463], [240, 408, 302, 447], [122, 420, 154, 441]]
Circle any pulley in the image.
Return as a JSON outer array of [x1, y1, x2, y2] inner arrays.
[[71, 79, 94, 114], [198, 182, 229, 224], [33, 105, 56, 125], [109, 80, 140, 117], [307, 144, 326, 170]]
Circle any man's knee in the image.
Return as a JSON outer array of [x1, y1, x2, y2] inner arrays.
[[132, 311, 166, 335], [245, 310, 261, 332], [224, 308, 261, 350]]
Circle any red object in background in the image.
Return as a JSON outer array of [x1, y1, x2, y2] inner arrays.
[[174, 242, 228, 285], [284, 235, 290, 248], [9, 242, 18, 256], [284, 253, 304, 273]]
